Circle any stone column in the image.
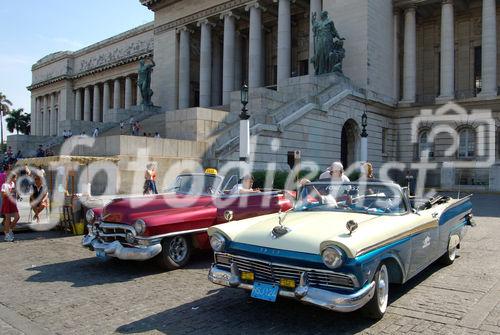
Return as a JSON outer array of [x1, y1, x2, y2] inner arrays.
[[50, 93, 57, 135], [136, 80, 142, 106], [438, 0, 455, 101], [277, 0, 291, 86], [42, 95, 49, 136], [75, 89, 82, 120], [234, 31, 243, 90], [247, 2, 264, 88], [393, 9, 400, 102], [93, 84, 101, 122], [83, 86, 91, 121], [212, 34, 222, 105], [125, 76, 133, 109], [402, 6, 416, 103], [30, 96, 37, 136], [479, 0, 497, 97], [113, 79, 121, 109], [309, 0, 322, 75], [102, 81, 110, 116], [198, 19, 213, 107], [222, 12, 237, 105], [178, 27, 191, 109]]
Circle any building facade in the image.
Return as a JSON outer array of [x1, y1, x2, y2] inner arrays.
[[21, 0, 500, 192]]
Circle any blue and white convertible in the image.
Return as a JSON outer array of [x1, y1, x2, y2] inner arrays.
[[207, 181, 474, 318]]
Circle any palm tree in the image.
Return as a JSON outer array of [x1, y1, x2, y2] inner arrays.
[[0, 92, 13, 146], [6, 108, 30, 135]]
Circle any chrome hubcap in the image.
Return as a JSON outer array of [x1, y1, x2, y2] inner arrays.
[[377, 265, 389, 312], [168, 236, 188, 263]]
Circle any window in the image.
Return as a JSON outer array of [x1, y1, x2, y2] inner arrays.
[[474, 46, 482, 95], [417, 130, 434, 159], [458, 128, 476, 158], [496, 129, 500, 159]]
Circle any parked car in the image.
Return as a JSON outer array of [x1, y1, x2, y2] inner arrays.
[[82, 172, 293, 270], [207, 181, 474, 319]]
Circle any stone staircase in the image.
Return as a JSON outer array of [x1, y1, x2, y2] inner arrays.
[[213, 74, 359, 158]]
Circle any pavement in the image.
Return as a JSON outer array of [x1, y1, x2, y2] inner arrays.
[[0, 193, 498, 334]]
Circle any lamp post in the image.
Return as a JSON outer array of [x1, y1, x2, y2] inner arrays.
[[239, 84, 250, 162], [360, 111, 368, 162]]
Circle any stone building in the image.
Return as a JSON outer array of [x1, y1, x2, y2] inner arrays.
[[13, 0, 500, 193]]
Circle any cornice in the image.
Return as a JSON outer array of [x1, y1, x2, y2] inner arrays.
[[153, 0, 252, 35], [28, 52, 153, 91]]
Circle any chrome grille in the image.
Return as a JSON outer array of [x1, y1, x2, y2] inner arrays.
[[97, 222, 135, 243], [215, 253, 357, 289]]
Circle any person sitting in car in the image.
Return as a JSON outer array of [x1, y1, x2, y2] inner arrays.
[[319, 161, 350, 182], [230, 175, 260, 194]]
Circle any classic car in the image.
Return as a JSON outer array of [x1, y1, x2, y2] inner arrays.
[[82, 172, 293, 270], [207, 181, 474, 319]]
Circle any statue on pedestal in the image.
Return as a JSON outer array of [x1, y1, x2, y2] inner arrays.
[[138, 58, 155, 107], [311, 11, 345, 75]]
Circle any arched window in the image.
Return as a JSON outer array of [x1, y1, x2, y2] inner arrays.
[[458, 128, 475, 158], [417, 130, 434, 159]]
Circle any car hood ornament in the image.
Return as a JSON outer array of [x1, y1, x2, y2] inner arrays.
[[271, 211, 291, 239]]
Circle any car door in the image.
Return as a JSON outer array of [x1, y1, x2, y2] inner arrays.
[[408, 211, 440, 277], [215, 192, 282, 223]]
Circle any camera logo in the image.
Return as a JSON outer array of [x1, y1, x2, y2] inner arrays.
[[411, 102, 496, 168]]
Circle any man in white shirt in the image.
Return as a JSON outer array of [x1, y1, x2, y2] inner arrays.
[[230, 175, 260, 194], [319, 161, 350, 182]]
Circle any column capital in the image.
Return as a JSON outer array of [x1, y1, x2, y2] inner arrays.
[[404, 4, 417, 13], [177, 26, 194, 34], [219, 10, 240, 20], [245, 1, 267, 12], [197, 18, 216, 27]]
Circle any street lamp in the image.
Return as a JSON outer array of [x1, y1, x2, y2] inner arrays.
[[360, 110, 368, 162], [239, 83, 249, 120], [239, 83, 251, 162]]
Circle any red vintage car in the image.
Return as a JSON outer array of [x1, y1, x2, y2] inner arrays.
[[82, 172, 293, 269]]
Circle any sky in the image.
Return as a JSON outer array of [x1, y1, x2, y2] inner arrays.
[[0, 0, 153, 139]]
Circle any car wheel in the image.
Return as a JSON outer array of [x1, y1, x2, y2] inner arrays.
[[439, 243, 458, 266], [156, 235, 192, 270], [362, 263, 389, 320]]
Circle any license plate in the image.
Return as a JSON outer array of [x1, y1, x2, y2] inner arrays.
[[251, 282, 279, 302], [96, 250, 107, 259]]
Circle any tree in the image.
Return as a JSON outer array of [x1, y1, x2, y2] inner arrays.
[[6, 108, 30, 135], [0, 92, 13, 146]]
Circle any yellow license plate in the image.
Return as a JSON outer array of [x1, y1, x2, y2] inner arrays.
[[279, 278, 296, 289], [241, 271, 254, 281]]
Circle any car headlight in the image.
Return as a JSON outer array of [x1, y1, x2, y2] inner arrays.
[[321, 246, 343, 269], [209, 233, 226, 252], [86, 209, 95, 223], [133, 219, 146, 235]]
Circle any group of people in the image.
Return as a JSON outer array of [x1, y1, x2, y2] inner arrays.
[[1, 164, 49, 242], [36, 145, 54, 157]]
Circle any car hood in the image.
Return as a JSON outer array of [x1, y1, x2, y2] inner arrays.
[[209, 210, 432, 258]]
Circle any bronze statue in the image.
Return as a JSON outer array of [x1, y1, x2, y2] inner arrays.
[[138, 58, 155, 106], [311, 11, 345, 75]]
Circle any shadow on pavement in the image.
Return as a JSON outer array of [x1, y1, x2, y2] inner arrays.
[[115, 258, 453, 335], [0, 230, 72, 243], [24, 250, 213, 288], [116, 287, 376, 335]]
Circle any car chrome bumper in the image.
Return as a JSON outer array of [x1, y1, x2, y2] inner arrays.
[[82, 234, 162, 261], [208, 264, 375, 313]]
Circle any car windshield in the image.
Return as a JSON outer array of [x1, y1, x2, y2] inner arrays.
[[167, 174, 222, 195], [295, 182, 408, 215]]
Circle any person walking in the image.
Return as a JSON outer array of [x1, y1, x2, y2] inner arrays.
[[2, 172, 19, 242], [120, 121, 124, 134], [143, 163, 158, 195], [92, 127, 99, 137]]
